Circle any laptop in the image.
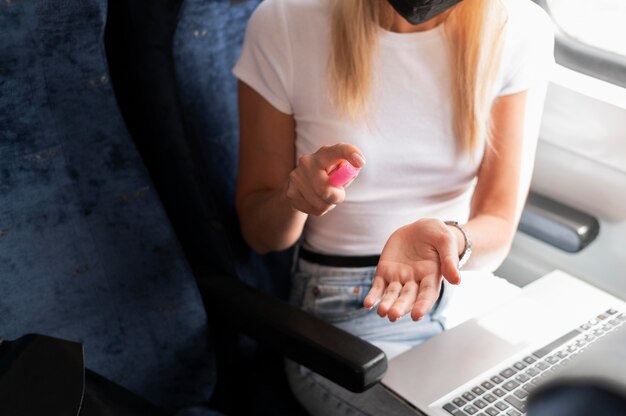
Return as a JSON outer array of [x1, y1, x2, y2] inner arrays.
[[382, 270, 626, 416]]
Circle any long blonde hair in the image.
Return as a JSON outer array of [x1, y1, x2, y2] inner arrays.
[[328, 0, 507, 154]]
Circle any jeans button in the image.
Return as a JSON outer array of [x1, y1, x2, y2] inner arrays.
[[312, 286, 320, 296]]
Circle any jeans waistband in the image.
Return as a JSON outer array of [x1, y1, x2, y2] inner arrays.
[[299, 247, 380, 268]]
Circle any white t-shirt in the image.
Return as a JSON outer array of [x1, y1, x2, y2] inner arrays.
[[233, 0, 554, 256]]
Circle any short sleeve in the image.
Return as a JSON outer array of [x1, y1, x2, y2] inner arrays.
[[497, 1, 555, 96], [233, 0, 293, 114]]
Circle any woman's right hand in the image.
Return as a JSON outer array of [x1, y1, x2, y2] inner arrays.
[[283, 143, 366, 216]]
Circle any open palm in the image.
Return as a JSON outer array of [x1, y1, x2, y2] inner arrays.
[[363, 219, 461, 322]]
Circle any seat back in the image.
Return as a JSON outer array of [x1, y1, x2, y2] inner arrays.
[[172, 0, 294, 297], [0, 0, 214, 411]]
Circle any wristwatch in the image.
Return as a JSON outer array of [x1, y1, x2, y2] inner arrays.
[[444, 221, 472, 268]]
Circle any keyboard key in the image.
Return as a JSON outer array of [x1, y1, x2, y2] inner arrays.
[[514, 373, 529, 383], [525, 367, 539, 377], [580, 323, 591, 331], [472, 387, 485, 396], [607, 308, 618, 315], [481, 381, 494, 390], [523, 356, 536, 365], [602, 324, 612, 331], [494, 401, 509, 411], [598, 313, 607, 320], [491, 375, 504, 384], [493, 388, 506, 397], [535, 361, 549, 370], [505, 395, 527, 412], [617, 313, 625, 321], [513, 389, 528, 399], [484, 393, 497, 403], [556, 350, 568, 358], [443, 403, 458, 414], [513, 362, 526, 371], [485, 408, 499, 416], [474, 399, 487, 409], [463, 392, 477, 401], [609, 319, 620, 326], [545, 355, 559, 365], [566, 345, 577, 353], [503, 380, 520, 391], [445, 408, 469, 416], [506, 410, 521, 416], [453, 398, 467, 407], [533, 329, 580, 358], [464, 405, 478, 415], [500, 368, 517, 379]]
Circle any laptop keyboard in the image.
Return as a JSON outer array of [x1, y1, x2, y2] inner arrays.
[[442, 309, 626, 416]]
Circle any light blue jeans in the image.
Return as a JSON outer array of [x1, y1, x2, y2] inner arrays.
[[285, 257, 448, 416]]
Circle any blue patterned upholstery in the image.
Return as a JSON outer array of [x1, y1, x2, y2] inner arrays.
[[0, 0, 215, 413], [173, 0, 294, 298]]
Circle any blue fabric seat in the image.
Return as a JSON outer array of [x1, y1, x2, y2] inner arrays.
[[172, 0, 294, 297], [0, 0, 216, 413]]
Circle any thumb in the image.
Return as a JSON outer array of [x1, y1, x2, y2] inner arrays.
[[435, 227, 461, 285], [318, 143, 366, 171]]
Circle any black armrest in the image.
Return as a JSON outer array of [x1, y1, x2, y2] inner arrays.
[[519, 192, 600, 253], [197, 273, 387, 393]]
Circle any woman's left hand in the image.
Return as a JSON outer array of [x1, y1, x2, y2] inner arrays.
[[363, 219, 462, 322]]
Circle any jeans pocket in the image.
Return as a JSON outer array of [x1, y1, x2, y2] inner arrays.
[[304, 275, 373, 323]]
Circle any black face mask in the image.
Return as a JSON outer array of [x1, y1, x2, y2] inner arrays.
[[387, 0, 463, 26]]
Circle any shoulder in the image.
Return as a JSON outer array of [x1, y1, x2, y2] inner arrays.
[[501, 0, 554, 43], [496, 0, 555, 95], [248, 0, 329, 30]]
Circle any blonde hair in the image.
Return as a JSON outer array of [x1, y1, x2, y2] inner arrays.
[[328, 0, 507, 154]]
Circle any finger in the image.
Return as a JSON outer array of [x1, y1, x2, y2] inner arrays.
[[289, 171, 335, 215], [364, 276, 386, 309], [441, 254, 461, 285], [411, 275, 442, 321], [313, 169, 346, 204], [435, 225, 461, 285], [364, 277, 386, 310], [377, 281, 403, 318], [316, 143, 366, 170], [388, 280, 418, 322], [289, 187, 334, 216]]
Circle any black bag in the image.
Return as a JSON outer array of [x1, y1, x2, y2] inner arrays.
[[0, 334, 84, 415], [0, 334, 166, 416]]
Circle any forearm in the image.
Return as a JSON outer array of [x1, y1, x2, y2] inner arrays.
[[451, 214, 517, 272], [237, 182, 308, 254]]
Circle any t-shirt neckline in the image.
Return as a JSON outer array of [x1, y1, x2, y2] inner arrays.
[[378, 23, 445, 46]]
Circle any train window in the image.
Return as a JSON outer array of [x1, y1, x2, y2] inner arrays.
[[534, 0, 626, 89], [546, 0, 626, 56]]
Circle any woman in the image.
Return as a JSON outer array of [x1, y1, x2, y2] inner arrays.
[[233, 0, 554, 414]]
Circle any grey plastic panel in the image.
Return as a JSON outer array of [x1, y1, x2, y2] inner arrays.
[[519, 192, 600, 253]]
